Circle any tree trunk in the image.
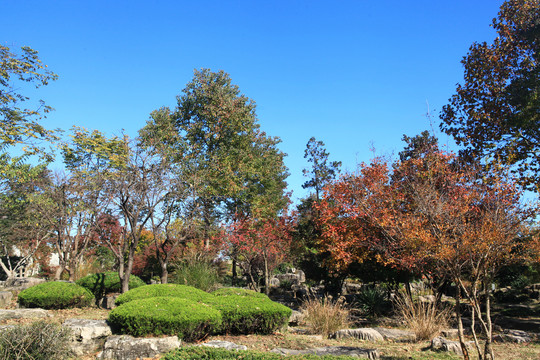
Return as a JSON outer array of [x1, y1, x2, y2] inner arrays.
[[232, 258, 237, 286], [160, 262, 168, 284], [54, 264, 65, 281], [263, 252, 270, 295], [456, 285, 471, 360]]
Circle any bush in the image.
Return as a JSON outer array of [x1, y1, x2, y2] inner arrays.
[[300, 295, 350, 337], [393, 291, 451, 341], [18, 281, 94, 309], [0, 321, 73, 360], [164, 347, 359, 360], [354, 286, 391, 316], [115, 283, 214, 306], [76, 272, 145, 298], [173, 261, 221, 292], [211, 287, 270, 300], [206, 295, 291, 335], [108, 297, 222, 341]]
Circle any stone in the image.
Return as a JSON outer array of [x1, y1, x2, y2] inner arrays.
[[332, 328, 384, 342], [269, 278, 280, 287], [289, 310, 303, 326], [493, 329, 532, 344], [97, 335, 180, 360], [431, 336, 470, 356], [373, 327, 416, 342], [0, 308, 49, 320], [3, 277, 45, 291], [0, 291, 13, 308], [291, 284, 308, 298], [99, 294, 119, 309], [441, 329, 459, 339], [272, 346, 379, 359], [295, 270, 306, 283], [63, 319, 112, 356], [199, 340, 248, 351]]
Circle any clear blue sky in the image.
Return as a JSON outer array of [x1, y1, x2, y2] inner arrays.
[[4, 0, 504, 201]]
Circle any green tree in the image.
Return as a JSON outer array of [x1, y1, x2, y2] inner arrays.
[[440, 0, 540, 192], [302, 137, 341, 202]]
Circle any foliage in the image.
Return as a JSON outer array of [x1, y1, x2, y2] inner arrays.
[[302, 137, 341, 201], [300, 295, 350, 337], [115, 283, 214, 306], [76, 271, 145, 299], [205, 295, 292, 335], [164, 346, 361, 360], [440, 0, 540, 192], [211, 287, 270, 300], [108, 296, 222, 341], [354, 286, 391, 317], [17, 281, 94, 309], [393, 292, 451, 341], [0, 321, 73, 360], [173, 260, 221, 292]]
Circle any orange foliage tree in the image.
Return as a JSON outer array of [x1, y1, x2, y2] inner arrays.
[[318, 148, 536, 360]]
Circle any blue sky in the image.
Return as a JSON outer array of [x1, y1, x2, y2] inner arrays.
[[4, 0, 504, 201]]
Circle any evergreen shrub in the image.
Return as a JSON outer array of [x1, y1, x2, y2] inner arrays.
[[115, 283, 214, 306], [108, 297, 222, 341], [18, 281, 94, 309], [76, 272, 145, 298], [211, 287, 270, 300]]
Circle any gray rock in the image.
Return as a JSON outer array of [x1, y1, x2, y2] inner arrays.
[[3, 277, 45, 291], [493, 329, 532, 344], [269, 278, 280, 287], [0, 291, 13, 308], [199, 340, 248, 351], [63, 319, 112, 356], [332, 328, 384, 342], [289, 310, 303, 325], [99, 294, 119, 309], [97, 335, 180, 360], [441, 329, 459, 339], [431, 336, 471, 356], [272, 346, 379, 359], [0, 308, 49, 320], [374, 327, 416, 342]]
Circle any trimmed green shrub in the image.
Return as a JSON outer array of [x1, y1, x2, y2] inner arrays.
[[76, 272, 145, 298], [0, 321, 73, 360], [211, 287, 270, 300], [206, 295, 291, 334], [18, 281, 94, 309], [108, 297, 222, 341], [164, 347, 359, 360], [115, 283, 214, 306]]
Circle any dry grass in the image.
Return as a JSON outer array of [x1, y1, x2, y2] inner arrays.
[[393, 291, 452, 340], [300, 295, 350, 337]]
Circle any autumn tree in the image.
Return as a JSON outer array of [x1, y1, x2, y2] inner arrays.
[[318, 146, 534, 360], [441, 0, 540, 192]]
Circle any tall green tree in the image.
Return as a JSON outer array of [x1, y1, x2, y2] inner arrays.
[[440, 0, 540, 192], [302, 137, 341, 202]]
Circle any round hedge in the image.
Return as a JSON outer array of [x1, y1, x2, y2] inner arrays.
[[206, 295, 292, 335], [211, 287, 270, 300], [108, 297, 222, 341], [18, 281, 94, 309], [115, 283, 214, 306], [76, 272, 145, 298]]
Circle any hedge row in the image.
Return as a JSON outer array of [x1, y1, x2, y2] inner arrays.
[[109, 285, 292, 340], [18, 281, 94, 309], [163, 347, 359, 360]]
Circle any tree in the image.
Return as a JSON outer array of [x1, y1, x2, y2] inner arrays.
[[318, 146, 535, 360], [302, 137, 341, 202], [440, 0, 540, 192]]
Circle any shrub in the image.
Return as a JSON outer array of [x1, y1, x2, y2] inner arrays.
[[211, 287, 270, 300], [76, 272, 145, 298], [18, 281, 94, 309], [173, 261, 221, 292], [164, 347, 359, 360], [108, 297, 222, 341], [354, 286, 391, 317], [393, 291, 451, 341], [300, 295, 350, 337], [115, 283, 214, 306], [0, 321, 73, 360], [206, 295, 291, 334]]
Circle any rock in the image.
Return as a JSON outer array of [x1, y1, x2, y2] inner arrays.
[[441, 329, 459, 339], [269, 278, 280, 287], [289, 310, 303, 326], [343, 282, 363, 294], [295, 270, 306, 283], [2, 277, 45, 291], [63, 319, 112, 356], [199, 340, 248, 351], [374, 327, 416, 342], [332, 328, 384, 342], [418, 295, 436, 303], [291, 284, 308, 298], [493, 329, 532, 344], [431, 336, 470, 356], [272, 346, 379, 359], [0, 308, 49, 320], [99, 294, 119, 309], [97, 335, 180, 360], [0, 291, 13, 308]]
